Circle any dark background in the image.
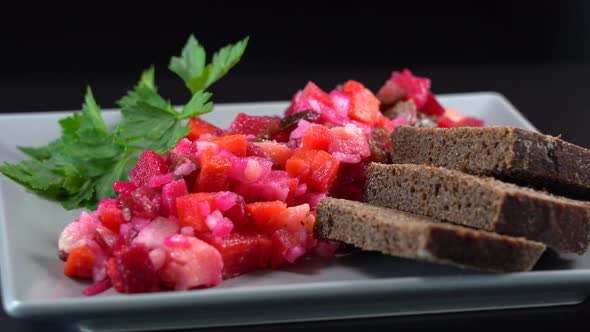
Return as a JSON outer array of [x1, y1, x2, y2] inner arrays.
[[2, 1, 590, 331], [3, 1, 590, 150]]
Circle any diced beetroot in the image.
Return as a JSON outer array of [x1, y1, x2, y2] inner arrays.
[[233, 170, 298, 203], [420, 93, 445, 116], [100, 204, 125, 233], [170, 138, 199, 158], [376, 79, 406, 106], [123, 186, 161, 219], [82, 278, 112, 296], [129, 150, 168, 187], [328, 124, 371, 164], [112, 244, 159, 293], [159, 235, 223, 290], [113, 181, 137, 197], [300, 81, 333, 107], [187, 117, 222, 141], [313, 240, 341, 257], [223, 195, 249, 227], [301, 125, 333, 151], [230, 113, 281, 138], [160, 179, 189, 217], [330, 162, 367, 201], [270, 229, 303, 268], [107, 258, 123, 292], [295, 191, 326, 210], [342, 80, 381, 126], [206, 231, 260, 279], [148, 173, 175, 188], [133, 216, 179, 250], [390, 69, 431, 109]]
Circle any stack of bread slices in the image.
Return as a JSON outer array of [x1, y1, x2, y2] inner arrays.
[[314, 126, 590, 272]]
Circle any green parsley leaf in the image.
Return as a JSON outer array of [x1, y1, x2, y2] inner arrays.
[[170, 35, 249, 93], [169, 35, 206, 86], [180, 91, 213, 119], [0, 35, 249, 211]]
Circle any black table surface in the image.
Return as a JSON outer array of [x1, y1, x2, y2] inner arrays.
[[1, 63, 590, 331]]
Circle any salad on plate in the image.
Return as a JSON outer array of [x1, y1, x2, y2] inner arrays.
[[0, 35, 483, 296]]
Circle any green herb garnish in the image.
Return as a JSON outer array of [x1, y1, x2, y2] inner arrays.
[[0, 35, 248, 210]]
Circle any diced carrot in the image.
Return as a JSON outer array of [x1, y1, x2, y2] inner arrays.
[[211, 134, 247, 157], [286, 149, 340, 192], [176, 193, 218, 232], [64, 245, 95, 279], [246, 201, 288, 234], [342, 80, 380, 126], [196, 148, 232, 192], [301, 125, 333, 151], [187, 118, 221, 140]]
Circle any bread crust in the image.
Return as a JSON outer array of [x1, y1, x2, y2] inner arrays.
[[315, 198, 546, 272]]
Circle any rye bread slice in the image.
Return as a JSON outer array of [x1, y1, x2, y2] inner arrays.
[[364, 163, 590, 254], [315, 197, 546, 272], [390, 126, 590, 200]]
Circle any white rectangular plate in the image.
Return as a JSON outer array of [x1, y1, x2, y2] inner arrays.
[[1, 92, 589, 332]]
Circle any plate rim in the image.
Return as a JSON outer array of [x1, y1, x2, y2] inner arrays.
[[1, 91, 585, 321]]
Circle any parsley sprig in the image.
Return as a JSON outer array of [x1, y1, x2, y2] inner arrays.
[[0, 35, 248, 210]]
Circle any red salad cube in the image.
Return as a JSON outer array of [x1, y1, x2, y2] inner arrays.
[[64, 245, 95, 279], [342, 80, 381, 126], [187, 117, 222, 141], [286, 149, 340, 192], [300, 81, 333, 108], [196, 148, 232, 192], [210, 134, 248, 157], [206, 231, 261, 279], [420, 93, 445, 116], [100, 204, 125, 233], [230, 113, 281, 138], [301, 125, 333, 151], [389, 69, 431, 109], [129, 150, 168, 187], [110, 244, 159, 293], [160, 179, 189, 217], [123, 186, 161, 219]]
